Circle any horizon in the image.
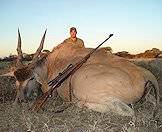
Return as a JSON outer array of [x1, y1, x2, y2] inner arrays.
[[0, 45, 161, 58], [0, 0, 162, 57]]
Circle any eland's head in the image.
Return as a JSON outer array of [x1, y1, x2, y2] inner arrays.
[[1, 29, 47, 103]]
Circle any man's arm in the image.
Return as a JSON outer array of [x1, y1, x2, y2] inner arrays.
[[78, 38, 85, 48]]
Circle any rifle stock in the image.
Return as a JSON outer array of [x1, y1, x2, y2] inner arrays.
[[31, 34, 113, 112]]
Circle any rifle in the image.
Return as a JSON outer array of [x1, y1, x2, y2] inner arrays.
[[30, 34, 113, 112]]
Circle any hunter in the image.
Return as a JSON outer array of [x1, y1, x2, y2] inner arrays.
[[63, 27, 85, 48]]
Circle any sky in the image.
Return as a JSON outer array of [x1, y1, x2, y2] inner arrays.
[[0, 0, 162, 57]]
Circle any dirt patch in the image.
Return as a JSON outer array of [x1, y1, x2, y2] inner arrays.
[[0, 60, 162, 132]]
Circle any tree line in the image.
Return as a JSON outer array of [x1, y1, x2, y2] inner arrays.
[[0, 48, 162, 62]]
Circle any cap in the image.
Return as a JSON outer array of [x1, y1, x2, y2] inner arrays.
[[70, 27, 77, 32]]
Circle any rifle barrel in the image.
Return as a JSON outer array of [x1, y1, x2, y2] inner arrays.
[[89, 34, 113, 55]]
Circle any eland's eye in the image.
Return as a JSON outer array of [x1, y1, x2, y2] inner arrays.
[[30, 77, 34, 80]]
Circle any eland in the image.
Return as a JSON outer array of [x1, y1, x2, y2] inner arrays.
[[1, 30, 159, 116]]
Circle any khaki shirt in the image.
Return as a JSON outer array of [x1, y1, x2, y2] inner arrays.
[[63, 37, 85, 48]]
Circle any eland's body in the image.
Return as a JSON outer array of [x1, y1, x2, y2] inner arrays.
[[37, 42, 159, 116]]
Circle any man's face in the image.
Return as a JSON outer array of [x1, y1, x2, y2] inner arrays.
[[70, 30, 77, 38]]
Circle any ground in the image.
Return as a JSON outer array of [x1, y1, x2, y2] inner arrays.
[[0, 59, 162, 132]]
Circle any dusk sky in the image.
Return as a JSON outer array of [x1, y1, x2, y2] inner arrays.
[[0, 0, 162, 57]]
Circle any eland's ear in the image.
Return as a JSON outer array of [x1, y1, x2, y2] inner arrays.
[[0, 71, 14, 77]]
